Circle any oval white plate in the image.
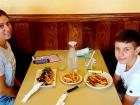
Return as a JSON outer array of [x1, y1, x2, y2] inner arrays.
[[84, 70, 113, 90], [34, 69, 56, 87], [60, 73, 82, 85]]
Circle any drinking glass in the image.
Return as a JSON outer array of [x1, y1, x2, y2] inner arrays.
[[58, 55, 66, 71], [84, 50, 95, 71]]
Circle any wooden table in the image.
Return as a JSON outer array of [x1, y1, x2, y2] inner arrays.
[[14, 50, 122, 105]]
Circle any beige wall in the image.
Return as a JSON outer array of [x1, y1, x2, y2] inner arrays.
[[0, 0, 140, 14]]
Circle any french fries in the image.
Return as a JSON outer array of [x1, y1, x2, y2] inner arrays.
[[62, 71, 80, 83]]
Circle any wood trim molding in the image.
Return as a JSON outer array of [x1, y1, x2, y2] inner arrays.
[[9, 13, 140, 22], [9, 13, 140, 54]]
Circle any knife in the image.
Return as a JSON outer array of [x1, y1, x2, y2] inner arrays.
[[67, 85, 79, 93], [56, 86, 79, 105]]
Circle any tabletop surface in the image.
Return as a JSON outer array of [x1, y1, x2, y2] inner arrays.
[[14, 50, 122, 105]]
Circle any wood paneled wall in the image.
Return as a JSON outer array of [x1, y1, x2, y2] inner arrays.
[[9, 13, 140, 54]]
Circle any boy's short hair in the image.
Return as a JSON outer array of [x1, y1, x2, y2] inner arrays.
[[115, 29, 140, 47], [0, 9, 9, 19]]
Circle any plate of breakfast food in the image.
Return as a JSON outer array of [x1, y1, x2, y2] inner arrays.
[[34, 67, 56, 87], [84, 70, 113, 89], [60, 71, 82, 85]]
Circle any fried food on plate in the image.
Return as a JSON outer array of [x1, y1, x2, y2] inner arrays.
[[87, 73, 108, 86], [62, 71, 80, 83], [37, 67, 54, 85]]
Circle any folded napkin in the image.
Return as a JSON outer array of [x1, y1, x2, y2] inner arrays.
[[56, 93, 68, 105], [61, 102, 65, 105], [22, 82, 43, 103], [56, 86, 79, 105], [77, 48, 89, 57]]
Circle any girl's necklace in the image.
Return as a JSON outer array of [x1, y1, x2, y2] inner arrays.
[[0, 42, 8, 49]]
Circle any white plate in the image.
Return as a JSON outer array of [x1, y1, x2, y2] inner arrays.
[[84, 70, 113, 90], [34, 69, 56, 87], [60, 72, 82, 85]]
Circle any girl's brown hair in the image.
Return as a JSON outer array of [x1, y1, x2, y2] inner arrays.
[[0, 9, 9, 19]]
